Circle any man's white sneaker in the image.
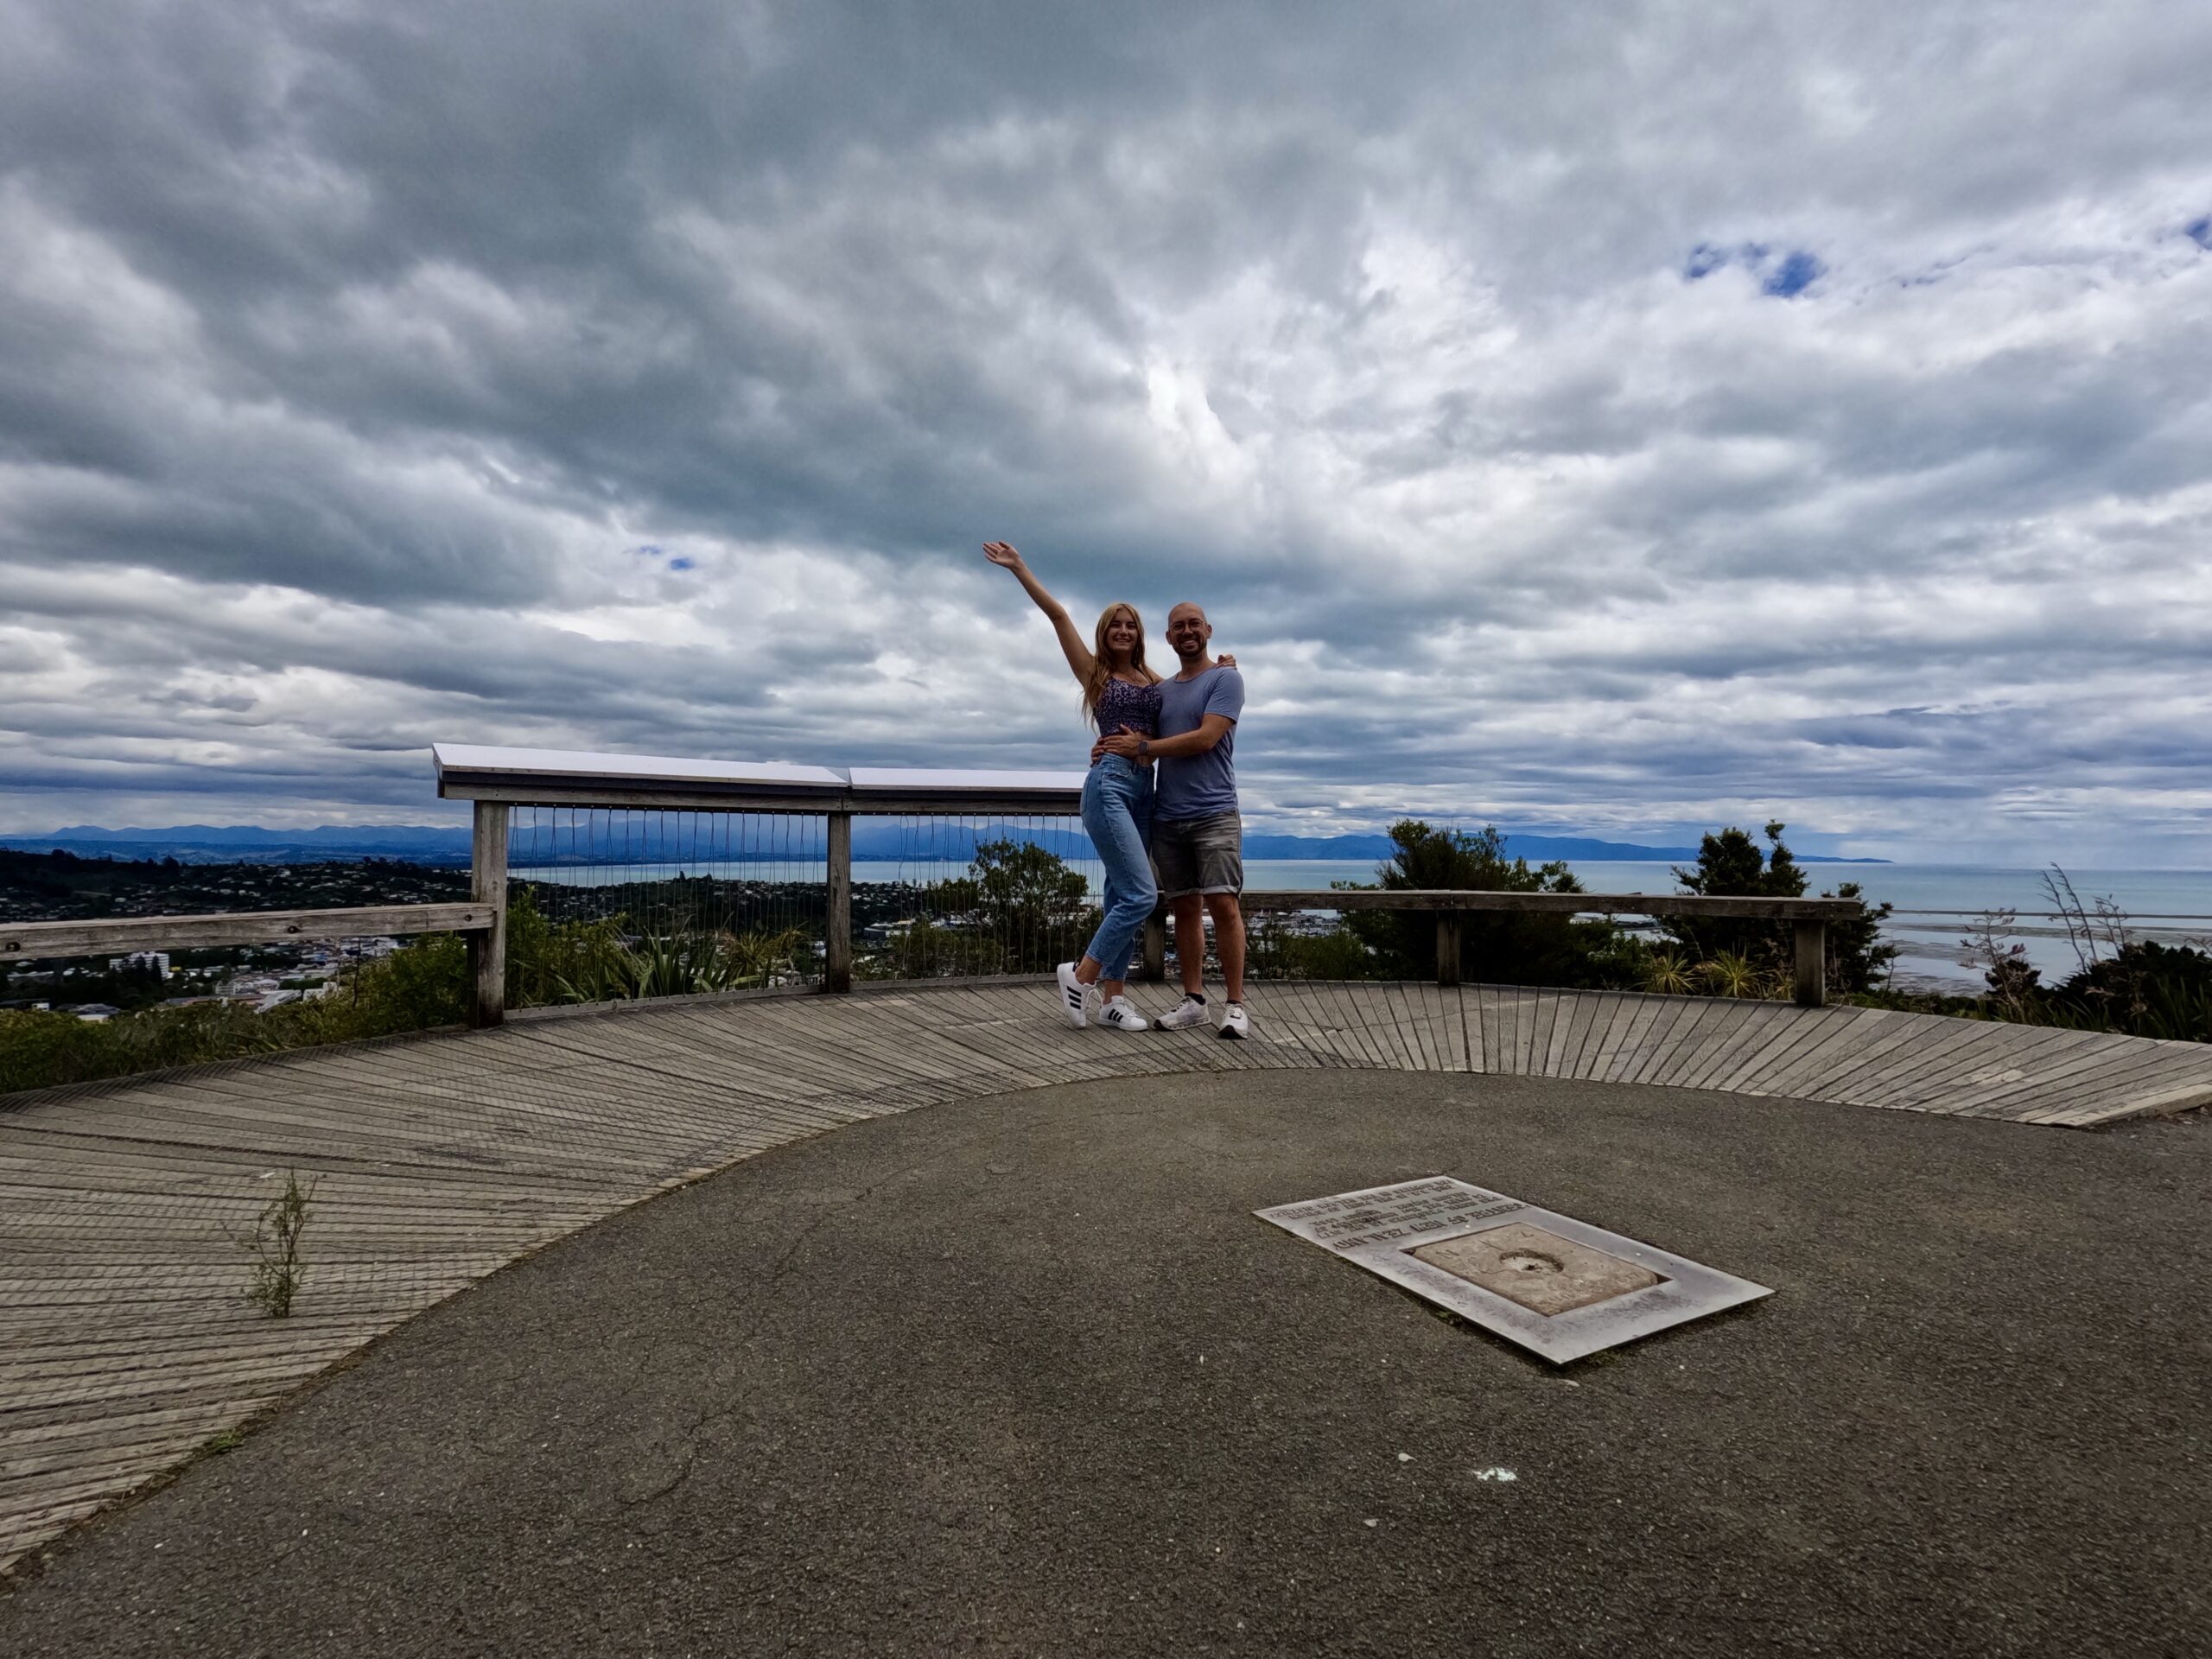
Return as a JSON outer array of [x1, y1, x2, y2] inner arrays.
[[1054, 962, 1088, 1028], [1097, 996, 1150, 1032], [1218, 1002, 1250, 1040], [1155, 996, 1210, 1031]]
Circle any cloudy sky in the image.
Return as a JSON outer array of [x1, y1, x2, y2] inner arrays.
[[3, 1, 2209, 862]]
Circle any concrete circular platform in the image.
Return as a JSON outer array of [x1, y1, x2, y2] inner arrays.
[[3, 1071, 2205, 1656]]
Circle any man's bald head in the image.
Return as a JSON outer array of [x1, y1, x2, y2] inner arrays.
[[1166, 602, 1212, 664]]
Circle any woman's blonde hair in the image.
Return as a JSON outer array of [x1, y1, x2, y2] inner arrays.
[[1082, 601, 1160, 723]]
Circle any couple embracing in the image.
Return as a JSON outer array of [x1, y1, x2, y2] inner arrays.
[[983, 543, 1250, 1040]]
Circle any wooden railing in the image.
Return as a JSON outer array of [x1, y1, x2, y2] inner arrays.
[[4, 745, 1867, 1027], [0, 905, 497, 961], [1146, 890, 1863, 1007]]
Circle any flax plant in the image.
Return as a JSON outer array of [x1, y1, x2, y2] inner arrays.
[[1698, 952, 1772, 999]]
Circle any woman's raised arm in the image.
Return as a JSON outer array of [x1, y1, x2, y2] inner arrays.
[[983, 543, 1092, 683]]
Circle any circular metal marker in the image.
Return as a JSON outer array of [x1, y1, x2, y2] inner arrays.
[[1501, 1249, 1564, 1275]]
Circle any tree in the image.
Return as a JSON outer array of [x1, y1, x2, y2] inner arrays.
[[1666, 822, 1895, 993], [922, 838, 1098, 974], [1821, 880, 1898, 995], [1344, 822, 1615, 986], [1664, 821, 1804, 970]]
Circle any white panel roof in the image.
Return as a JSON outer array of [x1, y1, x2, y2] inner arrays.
[[433, 744, 846, 788], [846, 766, 1090, 792], [433, 745, 1085, 797]]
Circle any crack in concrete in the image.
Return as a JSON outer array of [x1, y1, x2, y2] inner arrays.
[[619, 1442, 697, 1508], [612, 1157, 943, 1512]]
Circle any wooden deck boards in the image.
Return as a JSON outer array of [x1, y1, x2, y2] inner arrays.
[[3, 979, 2207, 1573]]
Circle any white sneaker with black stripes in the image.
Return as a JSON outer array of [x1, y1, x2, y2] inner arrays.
[[1097, 996, 1150, 1032], [1054, 961, 1088, 1028]]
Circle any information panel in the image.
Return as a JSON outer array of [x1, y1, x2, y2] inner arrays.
[[1255, 1177, 1771, 1364]]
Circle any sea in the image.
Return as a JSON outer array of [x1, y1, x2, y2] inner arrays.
[[510, 857, 2212, 991]]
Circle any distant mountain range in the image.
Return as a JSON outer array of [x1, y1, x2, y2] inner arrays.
[[2, 824, 481, 866], [0, 823, 1885, 866]]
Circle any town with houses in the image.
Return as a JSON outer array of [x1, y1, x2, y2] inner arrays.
[[0, 848, 467, 1019], [20, 939, 403, 1023]]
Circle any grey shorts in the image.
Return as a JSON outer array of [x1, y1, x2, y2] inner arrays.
[[1153, 811, 1243, 898]]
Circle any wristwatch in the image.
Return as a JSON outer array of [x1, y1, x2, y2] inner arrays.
[[1139, 739, 1151, 758]]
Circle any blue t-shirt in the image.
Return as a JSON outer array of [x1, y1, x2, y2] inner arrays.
[[1154, 664, 1244, 821]]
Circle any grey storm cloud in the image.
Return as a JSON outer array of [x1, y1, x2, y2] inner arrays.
[[3, 0, 2210, 861]]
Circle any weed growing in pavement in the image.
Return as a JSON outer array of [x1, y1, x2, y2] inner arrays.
[[233, 1170, 318, 1318]]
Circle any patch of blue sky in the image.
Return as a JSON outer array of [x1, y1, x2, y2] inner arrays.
[[1682, 241, 1815, 296], [668, 556, 696, 570], [1683, 243, 1730, 279], [1685, 240, 1766, 279], [2187, 216, 2211, 250], [1762, 251, 1823, 296]]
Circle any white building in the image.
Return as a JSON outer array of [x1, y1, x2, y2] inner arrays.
[[107, 951, 172, 976]]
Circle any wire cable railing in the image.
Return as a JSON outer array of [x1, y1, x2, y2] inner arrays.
[[498, 806, 1109, 997], [505, 806, 830, 1000], [433, 746, 1095, 1020], [852, 813, 1102, 982]]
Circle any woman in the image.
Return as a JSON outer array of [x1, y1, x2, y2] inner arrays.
[[982, 541, 1172, 1032]]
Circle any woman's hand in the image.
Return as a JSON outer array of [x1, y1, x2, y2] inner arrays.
[[987, 543, 1090, 679], [1217, 652, 1237, 668]]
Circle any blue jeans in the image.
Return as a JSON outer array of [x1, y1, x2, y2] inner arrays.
[[1080, 755, 1156, 983]]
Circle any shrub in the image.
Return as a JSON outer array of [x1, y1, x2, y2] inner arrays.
[[504, 885, 630, 1006], [858, 918, 1009, 981], [2049, 939, 2212, 1042], [504, 884, 805, 1003], [1247, 922, 1377, 981], [1341, 822, 1620, 987], [0, 934, 471, 1096], [1926, 874, 2209, 1044]]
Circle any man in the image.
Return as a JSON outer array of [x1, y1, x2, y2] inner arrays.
[[1099, 602, 1249, 1039]]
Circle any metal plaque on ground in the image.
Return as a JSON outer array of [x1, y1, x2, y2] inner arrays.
[[1255, 1177, 1771, 1364]]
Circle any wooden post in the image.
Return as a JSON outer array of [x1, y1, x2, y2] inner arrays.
[[468, 801, 509, 1027], [1141, 914, 1167, 982], [825, 811, 854, 995], [1794, 919, 1827, 1008], [1436, 910, 1464, 988]]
